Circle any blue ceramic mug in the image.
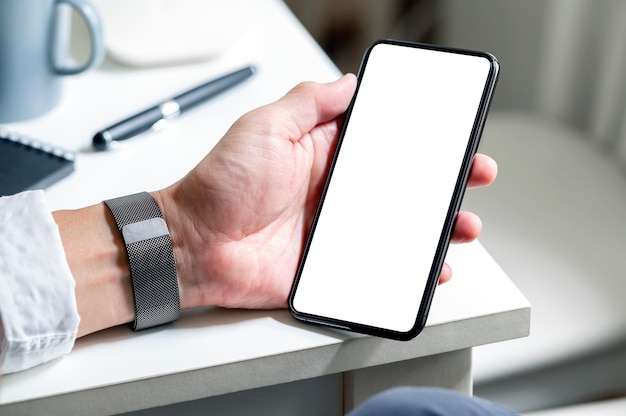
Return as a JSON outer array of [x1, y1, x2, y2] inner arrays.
[[0, 0, 104, 122]]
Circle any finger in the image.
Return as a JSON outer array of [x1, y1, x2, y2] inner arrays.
[[439, 263, 452, 285], [450, 211, 482, 244], [467, 153, 498, 188]]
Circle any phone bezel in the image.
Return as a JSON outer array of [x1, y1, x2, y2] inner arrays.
[[288, 39, 500, 340]]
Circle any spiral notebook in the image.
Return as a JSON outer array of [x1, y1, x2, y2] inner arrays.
[[0, 128, 75, 196]]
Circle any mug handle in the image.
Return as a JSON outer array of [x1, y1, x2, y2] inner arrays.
[[53, 0, 105, 75]]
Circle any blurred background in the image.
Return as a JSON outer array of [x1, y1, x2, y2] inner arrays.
[[285, 0, 437, 75], [286, 0, 626, 414]]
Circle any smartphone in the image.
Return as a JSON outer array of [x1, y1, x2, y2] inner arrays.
[[288, 39, 499, 340]]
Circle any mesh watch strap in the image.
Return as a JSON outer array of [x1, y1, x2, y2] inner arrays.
[[104, 192, 180, 330]]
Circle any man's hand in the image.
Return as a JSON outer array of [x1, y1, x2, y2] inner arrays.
[[156, 74, 497, 310]]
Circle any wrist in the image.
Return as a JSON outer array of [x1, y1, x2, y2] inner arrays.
[[150, 187, 198, 309], [151, 185, 226, 310], [54, 204, 134, 337]]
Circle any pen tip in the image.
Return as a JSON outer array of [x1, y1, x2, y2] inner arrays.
[[92, 132, 111, 151]]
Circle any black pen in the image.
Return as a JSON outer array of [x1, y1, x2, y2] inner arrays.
[[92, 65, 256, 150]]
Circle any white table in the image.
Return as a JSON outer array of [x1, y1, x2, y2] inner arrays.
[[0, 1, 530, 414]]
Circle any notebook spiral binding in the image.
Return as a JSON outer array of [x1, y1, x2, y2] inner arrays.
[[0, 127, 76, 162]]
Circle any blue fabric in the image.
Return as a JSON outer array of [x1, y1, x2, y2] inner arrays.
[[347, 387, 519, 416]]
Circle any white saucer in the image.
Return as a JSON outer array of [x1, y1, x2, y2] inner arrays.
[[91, 0, 251, 66]]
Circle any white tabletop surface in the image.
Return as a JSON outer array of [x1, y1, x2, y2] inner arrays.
[[0, 0, 530, 413]]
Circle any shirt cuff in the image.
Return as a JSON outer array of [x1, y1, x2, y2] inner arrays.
[[0, 190, 80, 374]]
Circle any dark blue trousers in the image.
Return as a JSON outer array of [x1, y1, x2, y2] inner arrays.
[[348, 387, 519, 416]]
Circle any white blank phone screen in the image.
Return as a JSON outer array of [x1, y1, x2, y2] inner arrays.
[[292, 43, 493, 334]]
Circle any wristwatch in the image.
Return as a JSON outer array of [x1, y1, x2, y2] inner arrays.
[[104, 192, 180, 330]]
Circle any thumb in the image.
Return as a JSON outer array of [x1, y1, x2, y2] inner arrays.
[[265, 74, 357, 141]]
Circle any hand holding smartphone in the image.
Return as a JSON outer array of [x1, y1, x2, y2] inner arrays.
[[289, 39, 499, 340]]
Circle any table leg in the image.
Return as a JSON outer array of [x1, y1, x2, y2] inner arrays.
[[343, 348, 473, 411]]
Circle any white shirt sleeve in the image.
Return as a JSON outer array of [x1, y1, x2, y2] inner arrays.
[[0, 190, 80, 374]]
